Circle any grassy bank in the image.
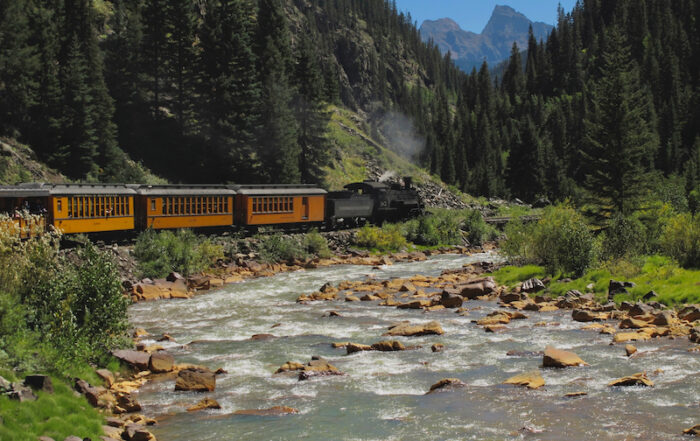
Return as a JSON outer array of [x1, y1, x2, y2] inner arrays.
[[0, 217, 129, 439], [492, 256, 700, 305], [494, 204, 700, 306]]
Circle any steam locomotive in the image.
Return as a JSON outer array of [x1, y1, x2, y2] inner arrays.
[[0, 178, 423, 236]]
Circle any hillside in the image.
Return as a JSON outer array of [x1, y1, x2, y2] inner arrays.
[[420, 6, 553, 72]]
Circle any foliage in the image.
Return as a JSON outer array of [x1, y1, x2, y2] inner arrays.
[[403, 209, 494, 247], [599, 213, 648, 260], [501, 205, 597, 277], [354, 224, 407, 252], [660, 213, 700, 269], [256, 233, 307, 263], [0, 377, 104, 441], [134, 229, 224, 279], [491, 255, 700, 306], [303, 230, 331, 258]]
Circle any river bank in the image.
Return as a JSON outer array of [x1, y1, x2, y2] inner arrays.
[[119, 251, 699, 441]]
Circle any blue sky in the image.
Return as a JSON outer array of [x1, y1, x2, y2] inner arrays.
[[394, 1, 578, 33]]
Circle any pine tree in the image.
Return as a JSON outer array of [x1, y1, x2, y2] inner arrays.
[[200, 0, 262, 183], [581, 28, 659, 223], [165, 0, 198, 131], [294, 33, 330, 185], [256, 0, 300, 183]]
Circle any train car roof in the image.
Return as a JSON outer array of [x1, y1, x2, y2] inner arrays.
[[231, 184, 326, 196], [135, 185, 237, 196], [49, 184, 137, 195], [0, 183, 137, 196]]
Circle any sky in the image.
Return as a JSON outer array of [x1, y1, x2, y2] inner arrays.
[[394, 0, 579, 33]]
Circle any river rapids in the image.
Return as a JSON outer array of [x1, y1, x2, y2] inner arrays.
[[128, 253, 699, 441]]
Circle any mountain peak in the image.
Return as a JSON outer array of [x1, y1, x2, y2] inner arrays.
[[419, 5, 553, 72]]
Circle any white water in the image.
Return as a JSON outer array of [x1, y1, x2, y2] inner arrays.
[[129, 254, 700, 441]]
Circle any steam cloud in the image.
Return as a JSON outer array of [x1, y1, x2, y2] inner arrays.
[[379, 111, 426, 163]]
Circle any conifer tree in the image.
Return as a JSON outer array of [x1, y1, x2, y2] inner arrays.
[[294, 33, 330, 185], [256, 0, 300, 183], [581, 28, 659, 223], [200, 0, 262, 182]]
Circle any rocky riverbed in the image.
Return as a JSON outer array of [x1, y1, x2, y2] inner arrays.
[[122, 252, 699, 441]]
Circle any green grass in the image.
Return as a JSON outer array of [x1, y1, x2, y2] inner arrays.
[[0, 377, 104, 441], [491, 255, 700, 305]]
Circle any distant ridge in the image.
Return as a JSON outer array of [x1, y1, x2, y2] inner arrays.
[[419, 5, 553, 71]]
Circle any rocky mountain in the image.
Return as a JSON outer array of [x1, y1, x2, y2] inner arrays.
[[420, 5, 553, 71]]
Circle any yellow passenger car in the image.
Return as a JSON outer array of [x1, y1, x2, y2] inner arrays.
[[232, 185, 326, 227], [135, 185, 236, 230], [0, 184, 50, 238], [50, 184, 136, 233]]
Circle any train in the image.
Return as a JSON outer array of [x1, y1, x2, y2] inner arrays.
[[0, 178, 423, 237]]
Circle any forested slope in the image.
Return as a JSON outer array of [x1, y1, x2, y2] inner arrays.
[[0, 0, 698, 209]]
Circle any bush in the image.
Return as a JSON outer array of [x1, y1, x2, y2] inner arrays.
[[600, 214, 647, 260], [256, 234, 307, 263], [134, 229, 224, 278], [660, 213, 700, 268], [403, 209, 493, 247], [303, 230, 331, 258], [501, 205, 597, 277], [354, 224, 407, 252]]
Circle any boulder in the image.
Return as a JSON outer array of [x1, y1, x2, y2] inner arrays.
[[625, 345, 637, 356], [542, 346, 589, 368], [24, 375, 53, 394], [132, 328, 149, 338], [683, 425, 700, 436], [613, 332, 651, 343], [431, 343, 444, 353], [608, 280, 635, 298], [426, 378, 466, 394], [124, 424, 156, 441], [691, 327, 700, 344], [298, 359, 342, 380], [607, 372, 654, 387], [476, 313, 511, 326], [397, 299, 432, 309], [112, 350, 151, 371], [166, 271, 184, 282], [275, 361, 305, 374], [371, 341, 406, 352], [175, 369, 216, 392], [679, 305, 700, 322], [383, 321, 444, 337], [148, 352, 174, 373], [503, 370, 545, 389], [440, 290, 463, 308], [37, 437, 55, 441], [96, 369, 115, 387], [7, 384, 37, 402], [399, 282, 416, 292], [63, 437, 83, 441], [572, 309, 606, 322], [233, 406, 299, 416], [619, 318, 650, 329], [521, 278, 546, 293], [345, 295, 360, 302], [628, 302, 654, 317], [116, 392, 142, 413], [346, 343, 372, 354], [499, 292, 526, 304], [187, 398, 221, 412], [102, 425, 124, 439], [459, 279, 496, 299]]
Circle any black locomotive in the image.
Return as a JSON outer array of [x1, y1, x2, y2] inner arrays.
[[325, 177, 424, 227]]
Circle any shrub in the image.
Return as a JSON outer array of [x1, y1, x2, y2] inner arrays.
[[600, 214, 647, 260], [354, 224, 407, 252], [502, 205, 597, 277], [303, 230, 331, 258], [660, 213, 700, 268], [134, 229, 224, 278], [256, 234, 307, 263], [403, 209, 493, 247]]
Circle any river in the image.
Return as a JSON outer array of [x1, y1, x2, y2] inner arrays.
[[128, 253, 699, 441]]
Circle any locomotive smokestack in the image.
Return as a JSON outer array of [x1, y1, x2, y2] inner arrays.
[[403, 177, 413, 189]]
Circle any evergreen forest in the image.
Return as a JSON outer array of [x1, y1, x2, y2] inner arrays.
[[0, 0, 698, 208]]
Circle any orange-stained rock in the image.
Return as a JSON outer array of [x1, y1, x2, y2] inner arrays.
[[233, 406, 299, 416], [431, 343, 445, 352], [187, 398, 221, 412], [608, 372, 654, 387], [625, 345, 637, 356], [476, 313, 511, 326], [175, 369, 215, 392], [383, 321, 444, 337], [149, 352, 174, 373], [346, 343, 372, 354], [397, 299, 432, 309], [503, 370, 545, 389], [371, 340, 406, 351], [613, 332, 651, 343], [426, 378, 466, 394], [543, 346, 589, 368], [274, 361, 305, 374], [684, 424, 700, 436]]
